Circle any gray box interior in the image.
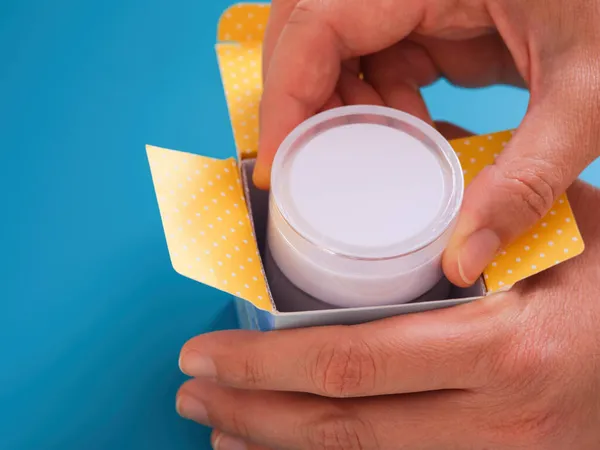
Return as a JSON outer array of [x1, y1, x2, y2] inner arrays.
[[240, 158, 485, 327]]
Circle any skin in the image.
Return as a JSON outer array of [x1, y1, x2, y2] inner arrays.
[[177, 0, 600, 448], [178, 180, 600, 449]]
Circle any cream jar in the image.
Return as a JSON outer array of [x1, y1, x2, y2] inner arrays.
[[266, 105, 464, 308]]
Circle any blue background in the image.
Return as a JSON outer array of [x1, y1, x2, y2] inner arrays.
[[1, 1, 598, 449]]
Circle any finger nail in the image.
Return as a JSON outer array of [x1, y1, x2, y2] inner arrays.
[[458, 228, 501, 285], [176, 395, 209, 424], [179, 351, 216, 378], [213, 432, 247, 450]]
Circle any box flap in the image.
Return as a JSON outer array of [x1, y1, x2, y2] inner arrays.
[[216, 43, 262, 161], [217, 3, 269, 43], [215, 3, 269, 161], [146, 145, 271, 310]]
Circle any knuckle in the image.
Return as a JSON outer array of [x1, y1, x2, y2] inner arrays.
[[474, 299, 575, 447], [488, 316, 562, 397], [497, 390, 567, 448], [516, 407, 566, 448], [225, 408, 252, 440], [482, 335, 568, 444], [309, 337, 378, 397], [469, 299, 517, 382], [240, 352, 268, 387], [307, 415, 375, 450], [289, 0, 322, 24], [283, 0, 335, 97], [487, 317, 541, 387], [288, 0, 349, 57], [488, 397, 566, 449], [500, 160, 559, 220], [498, 338, 547, 389]]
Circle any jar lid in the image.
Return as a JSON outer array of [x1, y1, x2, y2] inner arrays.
[[270, 105, 464, 260]]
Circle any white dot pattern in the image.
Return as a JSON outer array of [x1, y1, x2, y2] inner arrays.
[[216, 4, 271, 159], [146, 145, 270, 309], [216, 43, 263, 159]]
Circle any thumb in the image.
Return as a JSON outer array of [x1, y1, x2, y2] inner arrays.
[[443, 64, 600, 286]]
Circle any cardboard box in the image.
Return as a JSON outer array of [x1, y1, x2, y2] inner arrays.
[[145, 3, 585, 331]]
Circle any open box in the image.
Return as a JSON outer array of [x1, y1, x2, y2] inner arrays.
[[145, 3, 584, 330]]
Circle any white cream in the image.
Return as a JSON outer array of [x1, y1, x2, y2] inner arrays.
[[267, 105, 463, 308]]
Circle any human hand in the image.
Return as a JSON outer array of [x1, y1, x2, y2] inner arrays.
[[253, 0, 600, 286], [177, 181, 600, 449]]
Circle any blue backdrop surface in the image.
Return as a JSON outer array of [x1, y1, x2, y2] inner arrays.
[[0, 1, 598, 449]]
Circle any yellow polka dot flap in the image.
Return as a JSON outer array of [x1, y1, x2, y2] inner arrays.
[[216, 3, 268, 161], [146, 145, 271, 310]]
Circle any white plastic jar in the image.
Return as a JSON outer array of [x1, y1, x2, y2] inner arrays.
[[266, 105, 464, 308]]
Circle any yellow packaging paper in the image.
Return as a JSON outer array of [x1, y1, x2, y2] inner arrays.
[[145, 2, 584, 311], [147, 146, 271, 310]]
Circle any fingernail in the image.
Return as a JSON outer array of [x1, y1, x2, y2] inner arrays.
[[458, 228, 501, 285], [179, 351, 217, 378], [176, 395, 209, 424], [213, 432, 247, 450]]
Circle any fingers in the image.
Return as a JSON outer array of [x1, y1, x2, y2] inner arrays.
[[178, 379, 470, 450], [254, 0, 428, 188], [411, 33, 526, 88], [255, 1, 512, 189], [262, 0, 299, 78], [360, 35, 523, 126], [434, 121, 473, 140], [253, 6, 341, 189], [443, 62, 600, 286], [362, 41, 436, 123], [212, 430, 271, 450], [178, 379, 322, 449], [336, 64, 384, 107], [179, 296, 513, 397]]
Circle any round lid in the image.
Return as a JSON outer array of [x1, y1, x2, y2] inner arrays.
[[270, 105, 464, 260]]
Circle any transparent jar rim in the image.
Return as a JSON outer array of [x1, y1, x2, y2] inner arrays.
[[270, 105, 464, 261]]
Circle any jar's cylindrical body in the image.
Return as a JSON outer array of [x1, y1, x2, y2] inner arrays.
[[268, 197, 456, 307], [265, 105, 464, 309]]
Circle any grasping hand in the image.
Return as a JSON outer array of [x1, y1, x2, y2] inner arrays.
[[177, 181, 600, 450], [253, 0, 600, 286]]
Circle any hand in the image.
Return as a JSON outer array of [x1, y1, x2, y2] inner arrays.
[[176, 181, 600, 449], [253, 0, 600, 286]]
